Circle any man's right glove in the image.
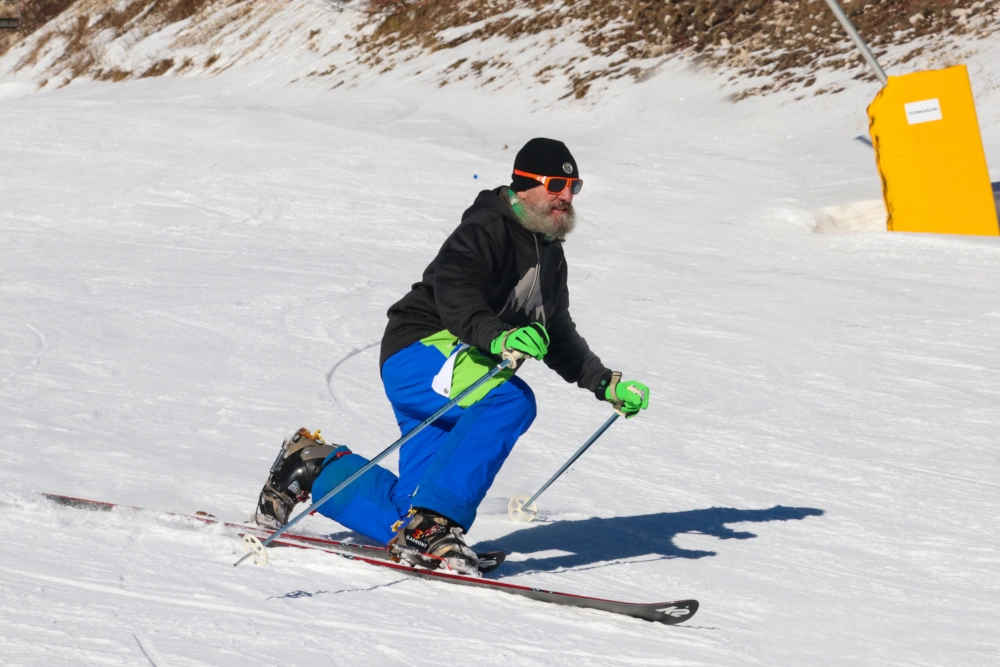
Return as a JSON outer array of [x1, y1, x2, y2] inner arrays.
[[605, 376, 650, 418], [490, 323, 550, 365]]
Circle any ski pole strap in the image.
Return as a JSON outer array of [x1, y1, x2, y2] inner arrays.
[[606, 371, 626, 417], [317, 445, 354, 475], [498, 331, 523, 370]]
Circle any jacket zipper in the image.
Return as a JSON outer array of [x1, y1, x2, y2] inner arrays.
[[529, 235, 542, 324]]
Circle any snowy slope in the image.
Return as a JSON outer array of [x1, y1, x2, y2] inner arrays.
[[2, 19, 1000, 667]]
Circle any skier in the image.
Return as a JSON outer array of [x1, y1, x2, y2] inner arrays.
[[252, 138, 650, 574]]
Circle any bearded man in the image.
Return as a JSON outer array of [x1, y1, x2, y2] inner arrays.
[[253, 138, 650, 575]]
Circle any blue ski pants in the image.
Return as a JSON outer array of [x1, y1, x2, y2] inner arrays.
[[310, 341, 536, 544]]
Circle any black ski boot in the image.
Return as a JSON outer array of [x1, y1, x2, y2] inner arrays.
[[389, 508, 480, 576], [252, 428, 350, 529]]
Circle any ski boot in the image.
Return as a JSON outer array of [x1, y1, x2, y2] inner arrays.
[[389, 508, 480, 576], [251, 428, 350, 529]]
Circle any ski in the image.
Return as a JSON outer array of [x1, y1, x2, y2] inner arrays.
[[46, 492, 508, 574], [256, 532, 507, 574], [262, 533, 698, 624], [42, 492, 504, 573], [43, 493, 699, 625]]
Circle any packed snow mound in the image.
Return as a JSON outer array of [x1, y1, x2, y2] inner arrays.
[[815, 199, 888, 234]]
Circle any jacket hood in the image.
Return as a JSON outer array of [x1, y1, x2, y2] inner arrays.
[[463, 186, 518, 223], [463, 186, 560, 244]]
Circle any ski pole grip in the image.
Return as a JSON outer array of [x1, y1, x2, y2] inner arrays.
[[607, 371, 626, 417], [499, 342, 525, 370]]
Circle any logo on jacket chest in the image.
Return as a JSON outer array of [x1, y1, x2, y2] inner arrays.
[[499, 265, 546, 325]]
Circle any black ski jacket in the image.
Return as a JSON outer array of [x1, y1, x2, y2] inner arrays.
[[380, 186, 611, 400]]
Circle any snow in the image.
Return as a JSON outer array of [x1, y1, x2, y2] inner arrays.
[[2, 14, 1000, 667]]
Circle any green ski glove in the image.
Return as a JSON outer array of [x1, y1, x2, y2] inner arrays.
[[605, 376, 650, 418], [490, 323, 550, 364]]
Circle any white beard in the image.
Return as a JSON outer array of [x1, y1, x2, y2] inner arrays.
[[517, 198, 576, 239]]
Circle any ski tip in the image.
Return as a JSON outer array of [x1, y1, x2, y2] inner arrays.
[[647, 599, 699, 625], [42, 493, 115, 511]]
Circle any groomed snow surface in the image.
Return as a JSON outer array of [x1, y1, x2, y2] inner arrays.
[[2, 40, 1000, 667]]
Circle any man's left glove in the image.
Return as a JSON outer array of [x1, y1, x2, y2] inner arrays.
[[605, 377, 650, 418]]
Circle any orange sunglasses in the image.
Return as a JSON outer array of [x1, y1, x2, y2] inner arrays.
[[514, 169, 584, 195]]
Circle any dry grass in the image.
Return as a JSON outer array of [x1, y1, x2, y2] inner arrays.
[[140, 57, 174, 77], [96, 67, 132, 81], [61, 14, 89, 57], [20, 0, 78, 33], [4, 0, 996, 100], [21, 28, 54, 67], [164, 0, 212, 23], [360, 0, 1000, 98], [94, 0, 150, 34], [3, 0, 247, 82], [310, 62, 337, 76], [0, 0, 75, 58]]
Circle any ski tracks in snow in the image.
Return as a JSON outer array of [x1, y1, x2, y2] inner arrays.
[[20, 323, 47, 369], [325, 340, 380, 411]]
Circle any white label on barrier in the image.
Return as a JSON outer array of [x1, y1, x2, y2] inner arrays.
[[905, 99, 943, 125]]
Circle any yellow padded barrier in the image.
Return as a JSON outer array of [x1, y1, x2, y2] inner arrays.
[[867, 65, 998, 235]]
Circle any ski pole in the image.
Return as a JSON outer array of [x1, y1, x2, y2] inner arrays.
[[509, 412, 619, 522], [235, 353, 518, 567]]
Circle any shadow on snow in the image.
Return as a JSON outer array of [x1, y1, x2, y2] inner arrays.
[[474, 505, 824, 575]]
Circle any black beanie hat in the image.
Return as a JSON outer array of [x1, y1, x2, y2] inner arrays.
[[510, 138, 579, 192]]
